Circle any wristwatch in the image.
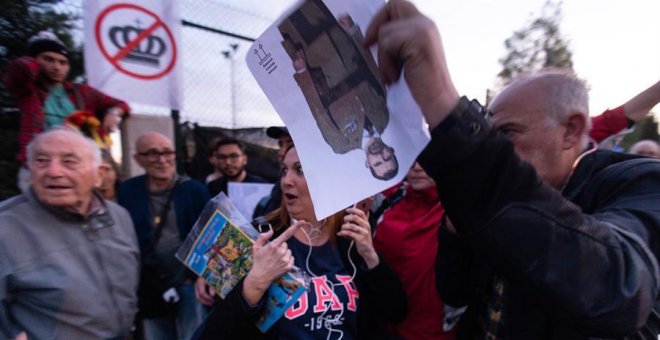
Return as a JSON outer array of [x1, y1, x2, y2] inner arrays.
[[450, 96, 488, 135], [453, 96, 486, 118]]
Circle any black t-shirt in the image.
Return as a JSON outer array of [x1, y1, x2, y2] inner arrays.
[[277, 237, 358, 340], [147, 187, 186, 287]]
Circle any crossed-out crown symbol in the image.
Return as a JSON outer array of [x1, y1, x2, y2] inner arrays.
[[109, 25, 166, 67]]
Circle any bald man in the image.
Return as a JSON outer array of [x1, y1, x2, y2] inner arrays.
[[364, 1, 660, 337], [118, 132, 210, 340], [629, 139, 660, 159], [0, 128, 139, 339]]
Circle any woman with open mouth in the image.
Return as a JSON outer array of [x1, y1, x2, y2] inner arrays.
[[197, 144, 407, 339]]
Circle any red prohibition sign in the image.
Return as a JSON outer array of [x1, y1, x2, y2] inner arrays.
[[95, 3, 177, 80]]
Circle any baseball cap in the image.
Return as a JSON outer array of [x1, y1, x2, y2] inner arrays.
[[266, 126, 289, 139]]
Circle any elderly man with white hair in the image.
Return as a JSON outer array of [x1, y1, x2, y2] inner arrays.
[[0, 128, 139, 340]]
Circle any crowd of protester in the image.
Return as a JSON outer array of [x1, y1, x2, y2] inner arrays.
[[2, 1, 660, 339]]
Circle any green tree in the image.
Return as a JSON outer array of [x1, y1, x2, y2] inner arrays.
[[497, 0, 573, 83], [619, 116, 660, 151], [0, 0, 82, 78]]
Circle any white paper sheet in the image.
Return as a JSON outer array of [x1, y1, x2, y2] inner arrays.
[[246, 0, 430, 219], [228, 182, 275, 220]]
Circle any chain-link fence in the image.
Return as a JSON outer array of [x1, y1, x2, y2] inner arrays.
[[0, 0, 301, 198], [54, 0, 295, 128], [128, 0, 281, 128], [178, 0, 285, 128]]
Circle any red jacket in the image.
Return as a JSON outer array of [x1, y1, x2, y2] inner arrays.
[[590, 105, 629, 143], [3, 56, 130, 164], [374, 184, 454, 340]]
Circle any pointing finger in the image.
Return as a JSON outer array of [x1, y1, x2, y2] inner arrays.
[[271, 222, 301, 246], [254, 228, 274, 248]]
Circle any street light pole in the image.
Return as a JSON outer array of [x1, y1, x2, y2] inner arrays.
[[222, 43, 239, 128]]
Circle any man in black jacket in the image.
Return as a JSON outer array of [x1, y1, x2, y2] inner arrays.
[[365, 1, 660, 338]]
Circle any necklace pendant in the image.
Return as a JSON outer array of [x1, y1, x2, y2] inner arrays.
[[153, 216, 161, 225]]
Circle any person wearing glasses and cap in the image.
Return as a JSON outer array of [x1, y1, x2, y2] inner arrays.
[[118, 132, 210, 340]]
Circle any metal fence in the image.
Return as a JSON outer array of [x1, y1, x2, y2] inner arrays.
[[57, 0, 293, 128], [0, 0, 299, 199]]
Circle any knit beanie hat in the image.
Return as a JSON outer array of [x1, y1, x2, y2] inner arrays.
[[28, 31, 69, 59]]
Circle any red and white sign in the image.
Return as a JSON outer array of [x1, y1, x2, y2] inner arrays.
[[85, 1, 182, 109]]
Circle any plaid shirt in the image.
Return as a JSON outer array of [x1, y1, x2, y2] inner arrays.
[[3, 56, 130, 164]]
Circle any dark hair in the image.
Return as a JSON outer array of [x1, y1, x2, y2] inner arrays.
[[282, 142, 295, 156], [213, 137, 246, 154], [368, 154, 399, 181], [99, 149, 122, 199], [208, 137, 222, 157]]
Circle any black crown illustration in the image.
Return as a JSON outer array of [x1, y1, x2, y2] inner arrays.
[[109, 25, 166, 67], [253, 44, 271, 64]]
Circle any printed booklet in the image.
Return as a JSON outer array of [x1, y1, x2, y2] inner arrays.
[[176, 193, 306, 332]]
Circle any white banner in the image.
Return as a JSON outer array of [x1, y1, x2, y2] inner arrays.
[[84, 1, 182, 109]]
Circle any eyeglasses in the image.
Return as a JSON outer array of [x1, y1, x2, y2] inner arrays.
[[138, 150, 176, 162], [215, 153, 242, 162]]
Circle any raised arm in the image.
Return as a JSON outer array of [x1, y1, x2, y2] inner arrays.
[[364, 0, 459, 129], [621, 80, 660, 122]]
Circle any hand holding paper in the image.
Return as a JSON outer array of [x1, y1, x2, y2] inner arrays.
[[339, 207, 379, 269], [364, 0, 459, 129], [246, 0, 431, 219]]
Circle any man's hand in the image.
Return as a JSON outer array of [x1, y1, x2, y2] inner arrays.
[[364, 0, 460, 130], [194, 277, 216, 306], [102, 107, 125, 133]]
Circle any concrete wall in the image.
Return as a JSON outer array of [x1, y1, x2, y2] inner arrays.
[[121, 114, 173, 178]]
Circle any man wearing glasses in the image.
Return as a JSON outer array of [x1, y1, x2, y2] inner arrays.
[[207, 137, 267, 197], [117, 132, 209, 340]]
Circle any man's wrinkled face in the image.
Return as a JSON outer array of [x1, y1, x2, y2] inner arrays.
[[488, 82, 569, 188], [135, 134, 176, 182], [36, 51, 69, 84], [365, 138, 398, 180], [30, 132, 100, 213]]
